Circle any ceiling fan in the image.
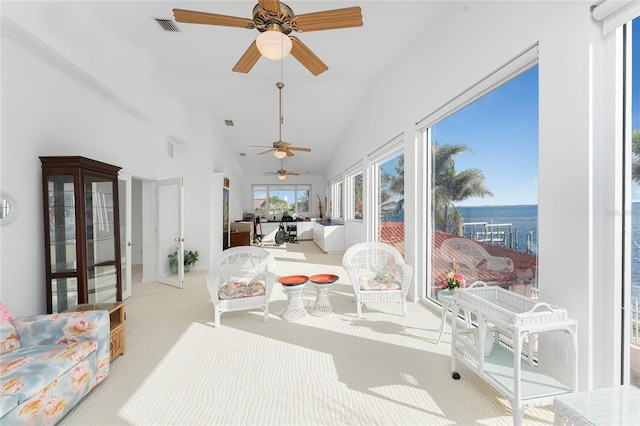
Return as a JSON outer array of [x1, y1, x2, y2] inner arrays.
[[173, 1, 363, 75], [252, 81, 311, 158], [266, 159, 300, 180]]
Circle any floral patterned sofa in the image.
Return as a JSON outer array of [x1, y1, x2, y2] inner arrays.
[[0, 304, 110, 425]]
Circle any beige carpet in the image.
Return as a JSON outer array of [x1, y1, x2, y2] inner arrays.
[[60, 241, 554, 425]]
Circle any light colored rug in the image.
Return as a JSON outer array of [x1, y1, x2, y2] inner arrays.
[[60, 241, 554, 425]]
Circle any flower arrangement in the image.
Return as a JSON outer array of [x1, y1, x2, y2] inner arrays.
[[442, 262, 466, 290]]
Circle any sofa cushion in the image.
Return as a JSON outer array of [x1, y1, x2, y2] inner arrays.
[[0, 322, 20, 356], [0, 304, 19, 356], [358, 272, 402, 291], [12, 312, 103, 348], [218, 281, 265, 300], [0, 393, 20, 418], [0, 341, 97, 417]]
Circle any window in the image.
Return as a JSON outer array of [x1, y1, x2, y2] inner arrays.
[[424, 54, 539, 302], [628, 17, 640, 385], [349, 172, 363, 221], [332, 181, 344, 220], [368, 136, 405, 255], [252, 185, 310, 217]]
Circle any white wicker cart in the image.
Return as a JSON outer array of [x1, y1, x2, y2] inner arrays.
[[450, 284, 578, 426]]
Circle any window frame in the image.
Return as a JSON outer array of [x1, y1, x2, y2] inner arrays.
[[251, 184, 311, 217], [417, 44, 539, 303], [330, 174, 344, 221], [367, 134, 405, 251]]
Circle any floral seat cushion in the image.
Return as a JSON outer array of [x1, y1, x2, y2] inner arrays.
[[358, 272, 401, 291], [0, 341, 97, 417], [218, 281, 266, 300]]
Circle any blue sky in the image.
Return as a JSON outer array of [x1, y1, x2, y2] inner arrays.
[[429, 19, 640, 206], [431, 66, 539, 207]]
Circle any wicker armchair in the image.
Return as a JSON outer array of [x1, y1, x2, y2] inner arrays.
[[207, 246, 277, 328], [439, 237, 513, 278], [342, 242, 413, 318]]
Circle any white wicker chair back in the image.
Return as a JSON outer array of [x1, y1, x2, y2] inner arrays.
[[206, 246, 277, 328], [342, 242, 412, 318]]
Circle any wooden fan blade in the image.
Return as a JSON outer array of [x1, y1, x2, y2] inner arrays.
[[173, 9, 253, 28], [294, 7, 363, 32], [257, 148, 275, 155], [258, 0, 281, 14], [290, 36, 328, 76], [286, 150, 295, 157], [286, 171, 300, 175], [288, 147, 311, 152], [233, 41, 261, 73]]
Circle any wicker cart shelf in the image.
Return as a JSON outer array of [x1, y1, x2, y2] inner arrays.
[[450, 285, 578, 426]]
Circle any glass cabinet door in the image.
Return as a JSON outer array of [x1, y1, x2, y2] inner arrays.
[[84, 175, 118, 304], [42, 156, 122, 314], [47, 175, 78, 312]]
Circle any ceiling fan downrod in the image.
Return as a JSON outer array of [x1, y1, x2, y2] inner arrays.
[[277, 81, 284, 142]]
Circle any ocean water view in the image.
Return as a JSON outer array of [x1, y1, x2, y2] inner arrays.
[[456, 204, 640, 302], [456, 204, 538, 254]]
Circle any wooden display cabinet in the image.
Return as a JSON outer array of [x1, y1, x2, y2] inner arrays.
[[40, 156, 122, 313]]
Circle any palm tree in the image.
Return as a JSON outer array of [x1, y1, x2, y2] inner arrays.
[[633, 129, 640, 185], [432, 143, 493, 234], [380, 154, 404, 220]]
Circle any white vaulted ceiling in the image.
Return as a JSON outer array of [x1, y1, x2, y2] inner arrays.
[[5, 1, 451, 176]]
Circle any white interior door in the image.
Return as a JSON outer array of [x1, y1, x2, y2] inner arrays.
[[118, 173, 132, 299], [157, 177, 184, 288]]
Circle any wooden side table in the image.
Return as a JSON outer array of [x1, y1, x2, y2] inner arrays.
[[66, 302, 125, 361]]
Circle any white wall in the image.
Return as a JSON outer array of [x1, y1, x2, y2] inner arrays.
[[0, 10, 243, 315]]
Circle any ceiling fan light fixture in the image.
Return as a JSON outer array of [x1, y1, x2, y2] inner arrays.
[[278, 173, 287, 180], [256, 28, 292, 60], [274, 150, 288, 159]]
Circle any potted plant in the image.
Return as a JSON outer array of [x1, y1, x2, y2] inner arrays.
[[168, 249, 199, 272]]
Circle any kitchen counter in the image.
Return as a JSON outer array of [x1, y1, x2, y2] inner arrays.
[[258, 221, 314, 241], [313, 222, 344, 253]]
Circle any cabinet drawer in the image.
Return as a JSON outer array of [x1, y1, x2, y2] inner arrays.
[[110, 324, 125, 360]]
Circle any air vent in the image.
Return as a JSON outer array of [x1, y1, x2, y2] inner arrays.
[[154, 18, 181, 32], [224, 120, 235, 126], [239, 153, 247, 157]]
